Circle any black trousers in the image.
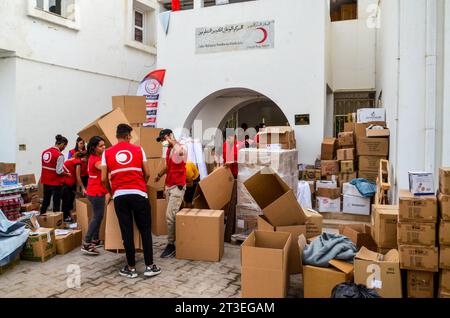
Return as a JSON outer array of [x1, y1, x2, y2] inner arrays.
[[40, 185, 62, 215], [114, 194, 153, 267], [184, 176, 200, 203], [81, 176, 89, 188], [61, 184, 76, 219]]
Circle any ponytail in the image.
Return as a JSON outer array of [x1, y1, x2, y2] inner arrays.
[[55, 134, 68, 146]]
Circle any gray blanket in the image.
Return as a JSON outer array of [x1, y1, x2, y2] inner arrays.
[[303, 233, 357, 267]]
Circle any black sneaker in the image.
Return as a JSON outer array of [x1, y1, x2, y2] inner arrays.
[[160, 244, 176, 258], [119, 266, 138, 279], [144, 264, 162, 278], [81, 243, 100, 256], [91, 240, 104, 248]]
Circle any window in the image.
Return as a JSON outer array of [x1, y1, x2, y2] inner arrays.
[[330, 0, 358, 22], [125, 0, 157, 54], [28, 0, 79, 30]]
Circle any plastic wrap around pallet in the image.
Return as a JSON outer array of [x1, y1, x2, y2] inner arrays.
[[238, 148, 298, 176]]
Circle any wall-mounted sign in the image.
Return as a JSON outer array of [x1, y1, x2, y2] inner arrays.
[[196, 20, 275, 54], [295, 114, 310, 126]]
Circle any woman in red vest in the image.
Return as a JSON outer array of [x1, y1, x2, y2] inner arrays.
[[81, 136, 108, 256], [40, 135, 69, 215], [68, 137, 89, 187], [61, 152, 86, 223]]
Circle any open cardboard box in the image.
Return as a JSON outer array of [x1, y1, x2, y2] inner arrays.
[[243, 168, 306, 227], [193, 166, 235, 210], [339, 224, 377, 252]]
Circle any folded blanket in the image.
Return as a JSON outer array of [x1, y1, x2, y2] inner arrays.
[[303, 232, 357, 267]]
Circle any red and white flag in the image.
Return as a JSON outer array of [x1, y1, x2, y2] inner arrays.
[[137, 70, 166, 128]]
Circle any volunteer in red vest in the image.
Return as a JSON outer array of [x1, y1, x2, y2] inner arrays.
[[222, 132, 243, 179], [61, 152, 86, 223], [155, 129, 188, 258], [68, 137, 89, 187], [81, 136, 108, 256], [102, 124, 161, 278], [40, 134, 69, 215]]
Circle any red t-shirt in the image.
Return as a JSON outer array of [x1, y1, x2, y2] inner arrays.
[[86, 155, 108, 196], [63, 158, 81, 187]]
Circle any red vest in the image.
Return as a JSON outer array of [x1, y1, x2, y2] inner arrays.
[[165, 145, 187, 187], [104, 142, 147, 195], [41, 147, 63, 186], [62, 158, 80, 187], [86, 155, 107, 196]]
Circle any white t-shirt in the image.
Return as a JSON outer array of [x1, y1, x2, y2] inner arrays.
[[102, 147, 148, 199]]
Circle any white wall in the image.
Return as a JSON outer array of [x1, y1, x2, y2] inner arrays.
[[0, 57, 16, 163], [442, 0, 450, 167], [157, 0, 328, 164]]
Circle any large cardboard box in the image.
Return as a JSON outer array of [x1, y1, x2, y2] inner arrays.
[[407, 270, 435, 298], [355, 122, 386, 138], [135, 127, 163, 158], [0, 162, 16, 174], [340, 160, 354, 174], [71, 229, 82, 247], [357, 108, 386, 123], [354, 247, 402, 298], [147, 158, 166, 190], [241, 231, 291, 298], [55, 231, 75, 255], [321, 160, 339, 177], [78, 108, 139, 148], [303, 260, 354, 298], [343, 195, 371, 216], [399, 245, 439, 272], [337, 148, 355, 161], [438, 193, 450, 220], [440, 220, 450, 245], [440, 270, 450, 293], [176, 209, 224, 262], [339, 224, 377, 251], [366, 127, 390, 138], [105, 202, 141, 251], [316, 187, 341, 199], [338, 131, 354, 147], [372, 205, 399, 249], [441, 246, 450, 270], [399, 190, 438, 223], [302, 168, 321, 181], [321, 138, 337, 160], [358, 156, 387, 172], [258, 126, 295, 145], [303, 208, 323, 238], [358, 170, 378, 183], [193, 167, 234, 210], [243, 169, 307, 226], [75, 198, 106, 241], [344, 122, 355, 133], [408, 172, 435, 196], [37, 212, 64, 229], [397, 222, 436, 246], [440, 168, 450, 194], [316, 196, 341, 213], [21, 228, 56, 262], [257, 215, 306, 274], [112, 96, 147, 125], [19, 174, 36, 185], [147, 186, 168, 236], [356, 138, 389, 156]]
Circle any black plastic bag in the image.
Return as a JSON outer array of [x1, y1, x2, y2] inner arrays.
[[331, 282, 381, 298]]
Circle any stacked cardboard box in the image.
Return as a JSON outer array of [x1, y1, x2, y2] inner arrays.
[[236, 149, 298, 234], [371, 205, 399, 253], [21, 228, 56, 262], [337, 131, 357, 185], [315, 180, 340, 213], [257, 126, 296, 150], [439, 168, 450, 297], [398, 189, 439, 298], [342, 182, 371, 216]]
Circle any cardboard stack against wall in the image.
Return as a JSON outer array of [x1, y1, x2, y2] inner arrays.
[[371, 205, 399, 253], [438, 168, 450, 297], [315, 180, 340, 213]]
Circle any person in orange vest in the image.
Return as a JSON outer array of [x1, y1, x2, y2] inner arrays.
[[40, 135, 70, 215], [61, 152, 86, 223], [155, 129, 188, 258], [102, 124, 161, 278]]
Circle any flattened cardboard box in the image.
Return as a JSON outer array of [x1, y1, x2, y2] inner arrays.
[[105, 202, 141, 251], [407, 270, 435, 298], [440, 220, 450, 245], [354, 247, 402, 298], [76, 198, 106, 241], [438, 193, 450, 220], [193, 166, 234, 210], [112, 96, 147, 125], [176, 209, 224, 262], [148, 186, 168, 236], [440, 168, 450, 195], [358, 156, 387, 172], [241, 231, 291, 298], [244, 169, 306, 227], [397, 222, 436, 246], [399, 190, 437, 223], [303, 260, 354, 298], [399, 245, 439, 272], [440, 246, 450, 270], [337, 148, 354, 161], [21, 228, 56, 262], [372, 205, 399, 249], [356, 137, 389, 156], [37, 212, 64, 229], [257, 215, 306, 274]]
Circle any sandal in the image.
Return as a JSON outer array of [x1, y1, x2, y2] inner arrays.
[[81, 243, 100, 256]]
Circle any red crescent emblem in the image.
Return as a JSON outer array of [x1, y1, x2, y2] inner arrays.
[[256, 27, 268, 44]]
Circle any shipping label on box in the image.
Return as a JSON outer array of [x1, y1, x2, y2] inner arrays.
[[397, 222, 436, 246], [356, 138, 389, 156], [399, 245, 439, 272], [340, 160, 354, 174], [409, 172, 435, 196], [439, 168, 450, 195], [407, 270, 434, 298], [357, 108, 386, 123], [440, 246, 450, 270], [399, 190, 437, 223], [358, 156, 387, 172]]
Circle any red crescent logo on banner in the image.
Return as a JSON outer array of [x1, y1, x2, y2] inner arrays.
[[116, 150, 133, 165], [256, 27, 268, 44]]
